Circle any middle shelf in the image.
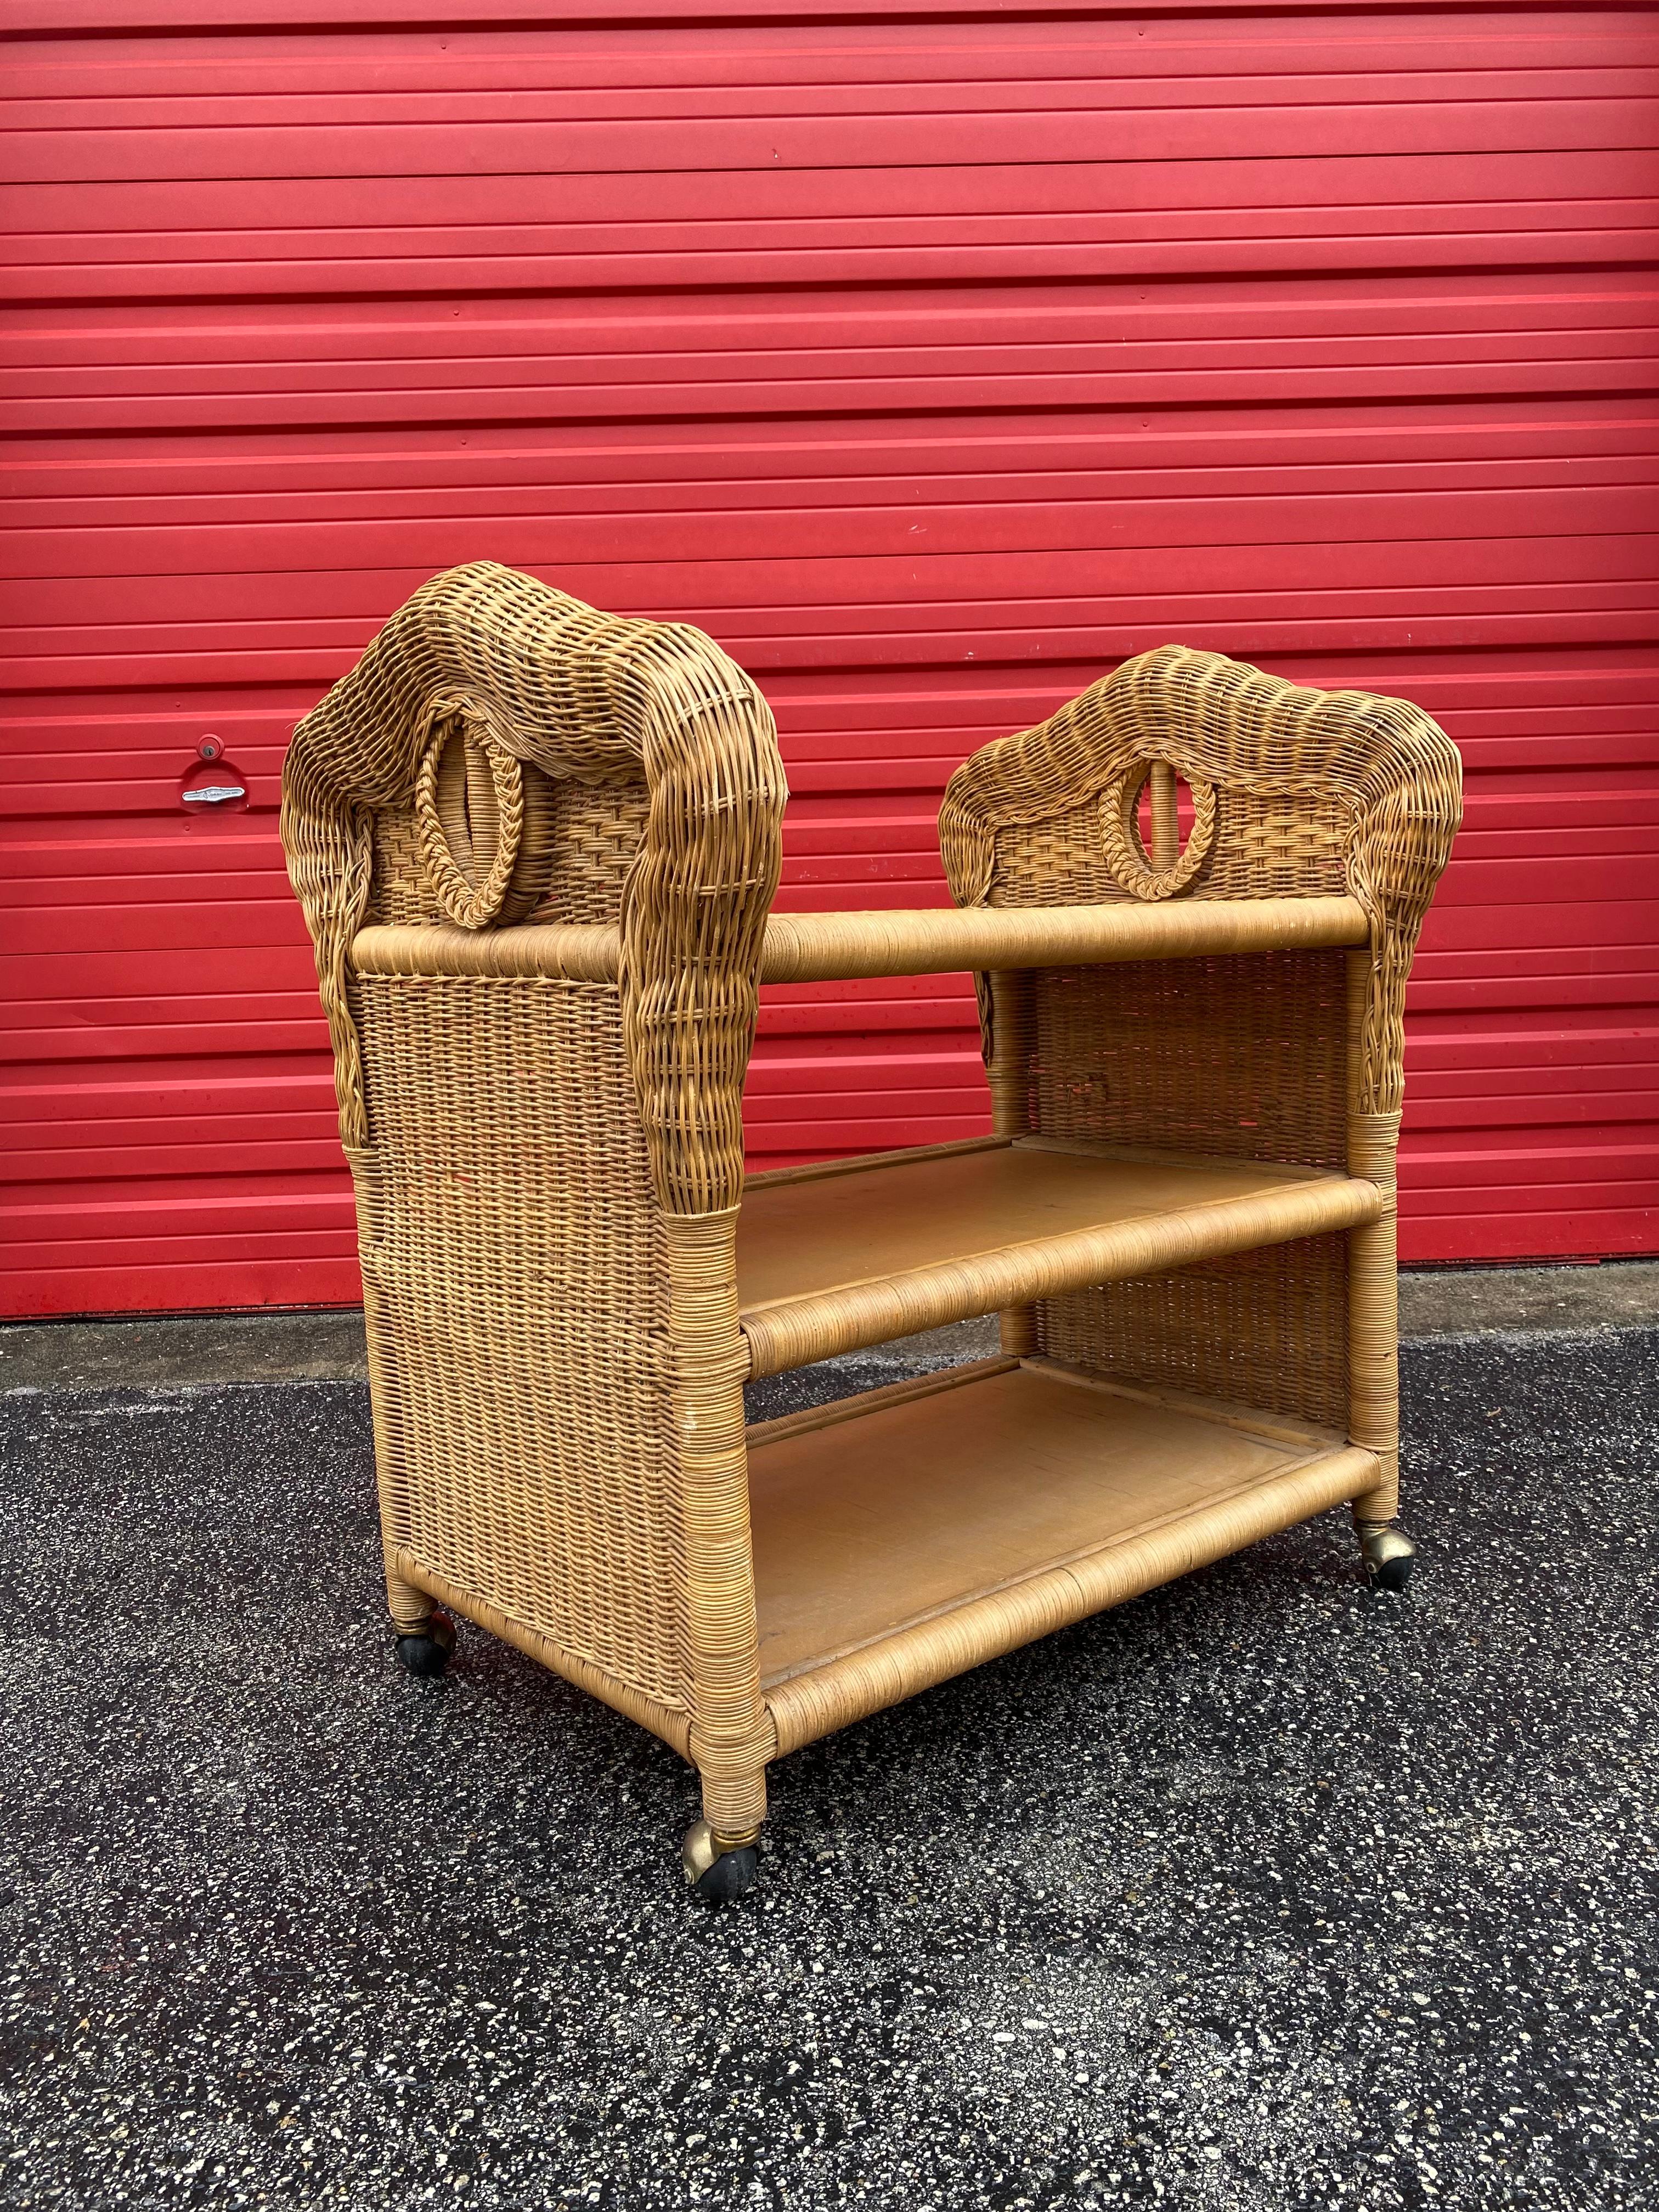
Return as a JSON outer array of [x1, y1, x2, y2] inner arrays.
[[735, 1136, 1381, 1376]]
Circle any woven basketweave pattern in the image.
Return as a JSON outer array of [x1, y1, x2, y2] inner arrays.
[[531, 780, 653, 925], [1039, 1234, 1351, 1432], [943, 644, 1460, 1431], [364, 810, 434, 929], [352, 972, 690, 1712]]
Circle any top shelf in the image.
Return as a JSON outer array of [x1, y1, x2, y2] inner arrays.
[[350, 894, 1368, 988]]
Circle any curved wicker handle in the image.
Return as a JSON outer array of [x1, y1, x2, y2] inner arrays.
[[281, 563, 787, 1212], [939, 644, 1462, 1115]]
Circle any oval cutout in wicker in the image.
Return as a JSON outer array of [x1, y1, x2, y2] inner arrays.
[[1100, 759, 1217, 900]]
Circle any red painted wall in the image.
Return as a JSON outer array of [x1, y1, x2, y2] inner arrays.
[[3, 2, 1656, 1317]]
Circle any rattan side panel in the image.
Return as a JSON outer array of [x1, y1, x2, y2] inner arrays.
[[351, 971, 690, 1716], [1038, 1235, 1350, 1430], [282, 561, 787, 1216], [1031, 951, 1349, 1171], [1030, 950, 1349, 1426], [940, 643, 1462, 1123]]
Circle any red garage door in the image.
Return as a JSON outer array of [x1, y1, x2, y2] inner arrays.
[[4, 2, 1657, 1318]]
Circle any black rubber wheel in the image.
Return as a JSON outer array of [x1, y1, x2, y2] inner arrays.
[[394, 1611, 456, 1679], [1369, 1553, 1415, 1595], [692, 1844, 759, 1904]]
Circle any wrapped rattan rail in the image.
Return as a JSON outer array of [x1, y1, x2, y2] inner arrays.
[[349, 892, 1369, 985], [736, 1167, 1384, 1379]]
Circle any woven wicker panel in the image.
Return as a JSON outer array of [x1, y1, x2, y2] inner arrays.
[[1199, 788, 1348, 899], [1038, 1233, 1350, 1430], [351, 970, 691, 1716], [990, 784, 1349, 911], [366, 809, 435, 927], [529, 777, 651, 925], [1030, 951, 1349, 1171], [991, 799, 1132, 906]]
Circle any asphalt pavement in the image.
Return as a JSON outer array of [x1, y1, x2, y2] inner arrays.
[[1, 1325, 1655, 2210]]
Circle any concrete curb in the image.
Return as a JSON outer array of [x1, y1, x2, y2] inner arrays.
[[3, 1259, 1657, 1393]]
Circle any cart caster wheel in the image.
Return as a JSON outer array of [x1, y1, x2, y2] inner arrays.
[[394, 1611, 455, 1679], [682, 1819, 759, 1903], [1359, 1522, 1417, 1594]]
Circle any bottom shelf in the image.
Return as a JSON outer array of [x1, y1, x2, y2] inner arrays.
[[747, 1358, 1378, 1754]]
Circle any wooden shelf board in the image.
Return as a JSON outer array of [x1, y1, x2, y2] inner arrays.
[[736, 1137, 1379, 1376], [738, 1138, 1340, 1312], [748, 1359, 1372, 1708]]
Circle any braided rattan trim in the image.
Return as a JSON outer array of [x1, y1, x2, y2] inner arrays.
[[414, 720, 528, 928], [1100, 760, 1217, 898], [282, 561, 787, 1214], [939, 644, 1462, 1115]]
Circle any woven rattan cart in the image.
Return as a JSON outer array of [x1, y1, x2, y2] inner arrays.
[[282, 563, 1461, 1900]]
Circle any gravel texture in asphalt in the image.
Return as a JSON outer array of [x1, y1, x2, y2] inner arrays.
[[1, 1329, 1655, 2211]]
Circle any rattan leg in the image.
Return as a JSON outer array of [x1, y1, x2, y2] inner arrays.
[[986, 969, 1039, 1357], [664, 1210, 775, 1848], [697, 1793, 764, 1855], [382, 1551, 457, 1679], [1346, 1186, 1416, 1587], [1346, 1183, 1401, 1524], [385, 1555, 436, 1638], [1346, 954, 1413, 1585], [354, 1211, 440, 1645]]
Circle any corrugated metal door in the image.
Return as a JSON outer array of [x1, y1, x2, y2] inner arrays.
[[4, 2, 1656, 1317]]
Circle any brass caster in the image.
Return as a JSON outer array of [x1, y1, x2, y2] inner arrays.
[[682, 1819, 760, 1903], [394, 1610, 456, 1679], [1358, 1521, 1417, 1595]]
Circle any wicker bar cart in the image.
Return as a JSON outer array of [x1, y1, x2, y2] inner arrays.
[[281, 563, 1462, 1900]]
